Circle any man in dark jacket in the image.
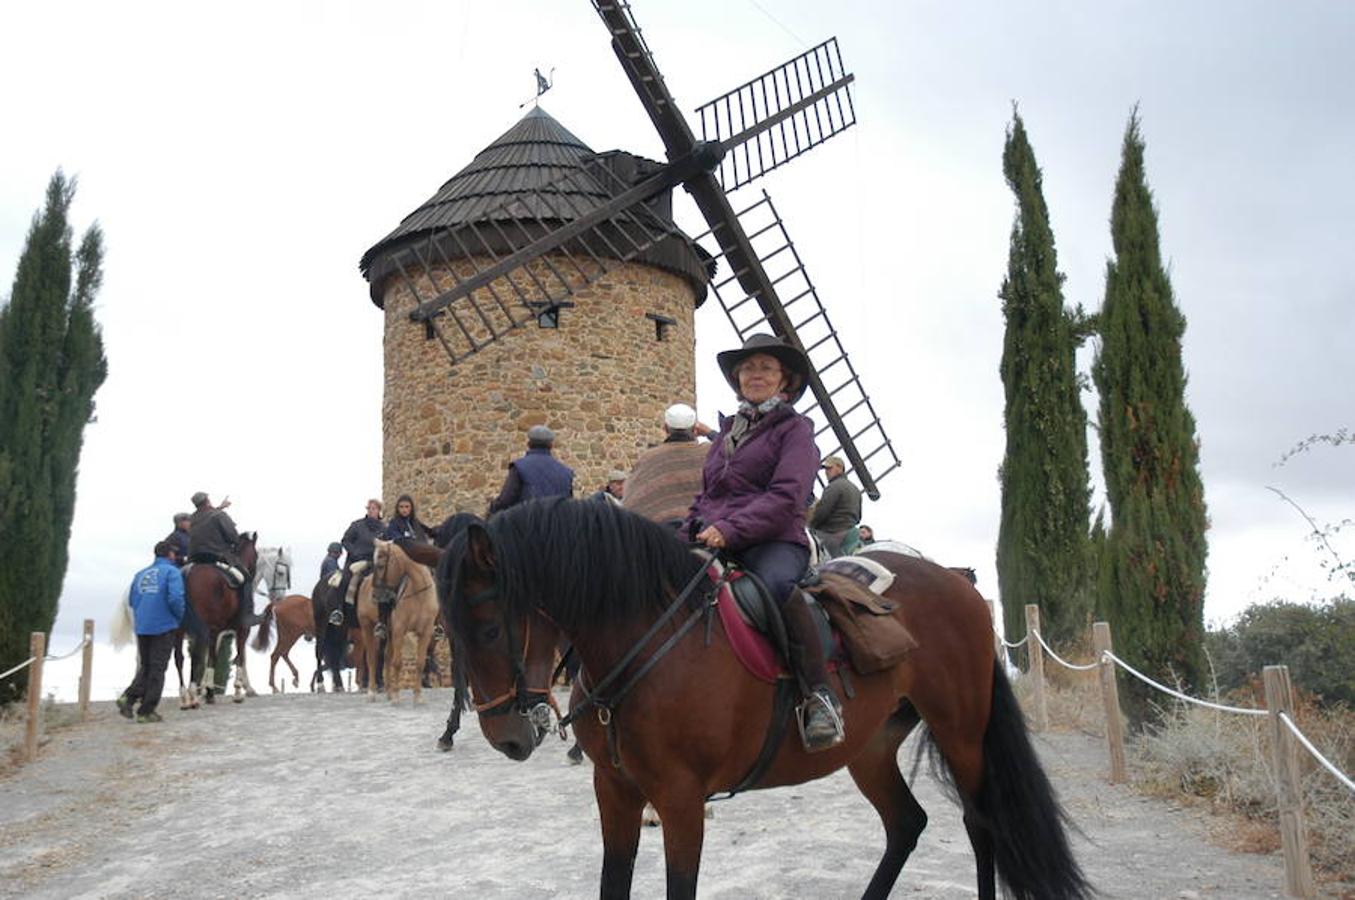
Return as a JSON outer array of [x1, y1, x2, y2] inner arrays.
[[164, 513, 191, 564], [187, 491, 260, 628], [332, 499, 385, 628], [117, 541, 186, 723], [809, 455, 863, 558], [489, 425, 574, 513], [319, 542, 343, 580]]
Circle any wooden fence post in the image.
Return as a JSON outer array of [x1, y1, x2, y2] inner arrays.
[[78, 618, 94, 721], [1263, 665, 1316, 898], [1024, 604, 1047, 731], [24, 632, 46, 763], [986, 600, 1003, 661], [1092, 621, 1127, 783]]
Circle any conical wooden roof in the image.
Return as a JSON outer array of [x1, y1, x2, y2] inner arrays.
[[360, 107, 709, 306]]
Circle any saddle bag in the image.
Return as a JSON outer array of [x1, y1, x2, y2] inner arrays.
[[808, 571, 917, 674]]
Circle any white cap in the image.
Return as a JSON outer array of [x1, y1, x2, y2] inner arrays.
[[664, 403, 697, 430]]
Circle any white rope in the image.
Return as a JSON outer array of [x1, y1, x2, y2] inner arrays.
[[1, 636, 92, 681], [0, 657, 38, 681], [1030, 629, 1101, 672], [999, 633, 1028, 649], [1278, 711, 1355, 795], [1104, 651, 1267, 717], [44, 636, 91, 662]]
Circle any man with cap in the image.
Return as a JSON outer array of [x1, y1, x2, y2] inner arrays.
[[589, 470, 627, 507], [163, 513, 192, 565], [116, 540, 187, 723], [809, 455, 863, 558], [489, 424, 575, 514], [320, 542, 343, 581], [187, 491, 260, 628], [622, 402, 710, 528]]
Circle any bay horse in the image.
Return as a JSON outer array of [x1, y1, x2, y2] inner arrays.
[[357, 539, 439, 704], [309, 576, 350, 692], [438, 499, 1090, 900], [183, 532, 259, 705], [252, 593, 315, 691]]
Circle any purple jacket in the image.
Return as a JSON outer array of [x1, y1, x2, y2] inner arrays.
[[688, 404, 820, 551]]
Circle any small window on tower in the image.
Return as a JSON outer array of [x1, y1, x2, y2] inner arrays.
[[534, 300, 575, 329], [646, 312, 677, 342]]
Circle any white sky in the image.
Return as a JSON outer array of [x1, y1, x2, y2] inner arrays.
[[2, 0, 1352, 652]]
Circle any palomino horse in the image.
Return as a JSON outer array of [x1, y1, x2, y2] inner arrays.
[[252, 593, 315, 691], [439, 499, 1090, 900], [357, 539, 439, 704], [183, 532, 260, 705]]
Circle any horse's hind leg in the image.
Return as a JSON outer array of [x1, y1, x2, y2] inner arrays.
[[847, 703, 927, 900], [234, 627, 257, 698]]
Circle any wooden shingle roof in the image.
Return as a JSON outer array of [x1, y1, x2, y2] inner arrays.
[[360, 107, 710, 306]]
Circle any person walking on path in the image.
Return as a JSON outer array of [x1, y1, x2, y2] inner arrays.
[[489, 424, 574, 514], [117, 541, 186, 723], [809, 455, 863, 558], [622, 403, 710, 529]]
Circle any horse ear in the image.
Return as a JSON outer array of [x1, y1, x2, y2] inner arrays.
[[466, 524, 496, 573]]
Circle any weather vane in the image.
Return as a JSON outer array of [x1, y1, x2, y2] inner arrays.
[[519, 66, 555, 108]]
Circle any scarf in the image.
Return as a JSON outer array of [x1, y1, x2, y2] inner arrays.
[[723, 396, 784, 456]]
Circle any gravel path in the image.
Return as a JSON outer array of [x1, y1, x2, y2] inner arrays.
[[0, 689, 1309, 898]]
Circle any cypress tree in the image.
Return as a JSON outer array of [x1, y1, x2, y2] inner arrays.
[[996, 109, 1094, 648], [1093, 113, 1208, 722], [0, 171, 107, 705]]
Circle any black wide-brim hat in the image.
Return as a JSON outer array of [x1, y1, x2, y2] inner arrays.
[[716, 333, 812, 403]]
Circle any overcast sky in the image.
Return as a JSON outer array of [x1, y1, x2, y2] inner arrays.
[[3, 0, 1352, 650]]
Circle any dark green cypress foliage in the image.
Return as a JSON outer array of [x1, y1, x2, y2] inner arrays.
[[1093, 113, 1208, 723], [996, 110, 1094, 648], [0, 172, 107, 705]]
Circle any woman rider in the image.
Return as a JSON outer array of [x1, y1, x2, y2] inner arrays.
[[375, 494, 432, 640], [685, 334, 845, 752]]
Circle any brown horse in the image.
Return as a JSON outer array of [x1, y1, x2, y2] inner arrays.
[[252, 593, 315, 691], [183, 532, 259, 706], [358, 539, 439, 705], [439, 499, 1090, 900]]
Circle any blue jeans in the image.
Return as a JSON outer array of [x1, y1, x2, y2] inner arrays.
[[736, 541, 809, 606]]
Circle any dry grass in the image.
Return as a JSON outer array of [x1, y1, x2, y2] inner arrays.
[[0, 693, 85, 777], [1015, 667, 1355, 887]]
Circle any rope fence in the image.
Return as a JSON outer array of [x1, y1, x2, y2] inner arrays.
[[1004, 603, 1352, 898], [3, 622, 98, 766]]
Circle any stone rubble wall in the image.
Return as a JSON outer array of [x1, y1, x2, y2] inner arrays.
[[378, 255, 698, 522]]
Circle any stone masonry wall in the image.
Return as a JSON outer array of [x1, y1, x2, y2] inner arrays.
[[379, 256, 698, 523]]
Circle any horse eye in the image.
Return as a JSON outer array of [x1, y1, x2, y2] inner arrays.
[[478, 623, 500, 645]]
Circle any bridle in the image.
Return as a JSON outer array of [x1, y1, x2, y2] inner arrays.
[[263, 549, 291, 601], [459, 574, 558, 736], [371, 541, 433, 607]]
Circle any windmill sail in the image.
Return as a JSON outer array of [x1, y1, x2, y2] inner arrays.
[[594, 0, 897, 499]]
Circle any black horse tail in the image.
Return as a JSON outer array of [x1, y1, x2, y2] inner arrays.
[[978, 659, 1092, 900], [252, 602, 276, 652]]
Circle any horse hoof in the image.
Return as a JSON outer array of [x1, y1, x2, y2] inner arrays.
[[366, 693, 376, 703], [245, 689, 258, 698], [205, 694, 216, 705], [436, 738, 454, 752], [232, 695, 244, 704], [413, 695, 425, 706]]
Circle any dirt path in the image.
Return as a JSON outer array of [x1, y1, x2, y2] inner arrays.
[[0, 689, 1310, 898]]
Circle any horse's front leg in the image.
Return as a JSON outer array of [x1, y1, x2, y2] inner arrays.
[[594, 767, 645, 900], [650, 783, 707, 900], [235, 628, 257, 698]]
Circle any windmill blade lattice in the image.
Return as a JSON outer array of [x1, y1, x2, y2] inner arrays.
[[392, 155, 682, 366], [696, 39, 857, 193], [694, 192, 900, 495]]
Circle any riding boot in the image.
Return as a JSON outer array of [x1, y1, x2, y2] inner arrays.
[[375, 601, 391, 641], [780, 590, 845, 753], [238, 585, 261, 629]]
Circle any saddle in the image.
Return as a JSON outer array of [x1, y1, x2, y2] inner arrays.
[[716, 554, 917, 681], [184, 560, 247, 589]]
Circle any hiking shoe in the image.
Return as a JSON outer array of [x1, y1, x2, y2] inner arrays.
[[116, 694, 135, 719], [136, 711, 164, 724], [799, 689, 845, 753]]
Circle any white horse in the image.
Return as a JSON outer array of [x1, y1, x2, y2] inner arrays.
[[254, 546, 293, 605]]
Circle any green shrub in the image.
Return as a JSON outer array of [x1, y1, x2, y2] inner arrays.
[[1207, 598, 1355, 707]]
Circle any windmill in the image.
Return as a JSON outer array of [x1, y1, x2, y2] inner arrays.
[[381, 1, 898, 499]]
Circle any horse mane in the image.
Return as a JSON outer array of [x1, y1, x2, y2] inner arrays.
[[477, 497, 707, 633]]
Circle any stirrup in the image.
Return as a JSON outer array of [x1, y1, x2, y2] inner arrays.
[[374, 622, 388, 640], [796, 689, 845, 753], [327, 610, 343, 627]]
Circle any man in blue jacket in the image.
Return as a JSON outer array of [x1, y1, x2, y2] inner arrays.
[[117, 541, 187, 723], [489, 424, 575, 514]]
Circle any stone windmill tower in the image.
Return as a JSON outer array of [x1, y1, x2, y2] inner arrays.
[[360, 107, 712, 516]]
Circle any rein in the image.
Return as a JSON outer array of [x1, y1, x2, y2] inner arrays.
[[558, 550, 722, 765]]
